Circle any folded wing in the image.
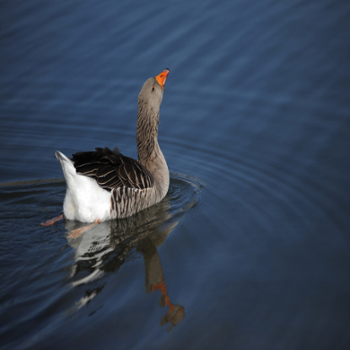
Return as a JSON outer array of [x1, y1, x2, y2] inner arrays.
[[72, 147, 154, 191]]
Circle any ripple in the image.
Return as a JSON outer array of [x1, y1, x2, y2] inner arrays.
[[0, 171, 204, 341], [162, 134, 349, 248]]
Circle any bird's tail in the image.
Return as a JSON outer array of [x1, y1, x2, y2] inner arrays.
[[55, 151, 76, 180]]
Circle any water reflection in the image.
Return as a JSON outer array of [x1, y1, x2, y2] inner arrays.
[[64, 195, 185, 332]]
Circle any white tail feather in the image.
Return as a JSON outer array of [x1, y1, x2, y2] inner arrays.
[[55, 151, 111, 222]]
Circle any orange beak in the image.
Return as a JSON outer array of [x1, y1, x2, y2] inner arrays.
[[155, 68, 170, 89]]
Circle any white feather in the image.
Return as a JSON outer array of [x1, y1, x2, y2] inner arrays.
[[56, 151, 111, 222]]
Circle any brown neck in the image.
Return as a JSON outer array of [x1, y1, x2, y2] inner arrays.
[[136, 104, 160, 165]]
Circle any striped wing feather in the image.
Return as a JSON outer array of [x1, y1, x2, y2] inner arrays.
[[72, 147, 153, 191]]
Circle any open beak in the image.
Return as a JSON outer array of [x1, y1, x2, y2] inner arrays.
[[155, 68, 170, 89]]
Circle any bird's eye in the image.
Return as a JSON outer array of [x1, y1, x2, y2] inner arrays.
[[152, 86, 155, 91]]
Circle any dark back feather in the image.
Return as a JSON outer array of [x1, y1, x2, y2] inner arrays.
[[72, 147, 154, 192]]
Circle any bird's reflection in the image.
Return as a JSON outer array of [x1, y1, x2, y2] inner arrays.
[[64, 195, 185, 332]]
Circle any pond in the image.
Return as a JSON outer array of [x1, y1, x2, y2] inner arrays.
[[1, 0, 350, 349]]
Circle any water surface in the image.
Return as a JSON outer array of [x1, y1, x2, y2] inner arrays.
[[1, 0, 350, 349]]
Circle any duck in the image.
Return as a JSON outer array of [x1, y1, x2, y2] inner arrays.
[[55, 69, 170, 223]]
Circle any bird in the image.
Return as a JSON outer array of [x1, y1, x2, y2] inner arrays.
[[55, 69, 170, 223]]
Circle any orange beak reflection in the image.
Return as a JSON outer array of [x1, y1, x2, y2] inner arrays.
[[155, 68, 170, 89]]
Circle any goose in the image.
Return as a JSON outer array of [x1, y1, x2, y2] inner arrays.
[[55, 69, 170, 223]]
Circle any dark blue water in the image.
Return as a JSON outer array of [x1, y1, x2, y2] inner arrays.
[[1, 0, 350, 349]]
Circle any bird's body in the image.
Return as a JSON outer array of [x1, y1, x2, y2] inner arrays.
[[56, 69, 170, 223]]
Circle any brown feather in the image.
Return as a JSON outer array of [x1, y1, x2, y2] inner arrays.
[[72, 147, 153, 192]]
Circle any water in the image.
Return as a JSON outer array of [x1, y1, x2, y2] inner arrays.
[[1, 0, 350, 349]]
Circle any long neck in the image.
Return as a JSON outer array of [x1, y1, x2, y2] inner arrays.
[[136, 104, 161, 165], [136, 101, 169, 199]]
